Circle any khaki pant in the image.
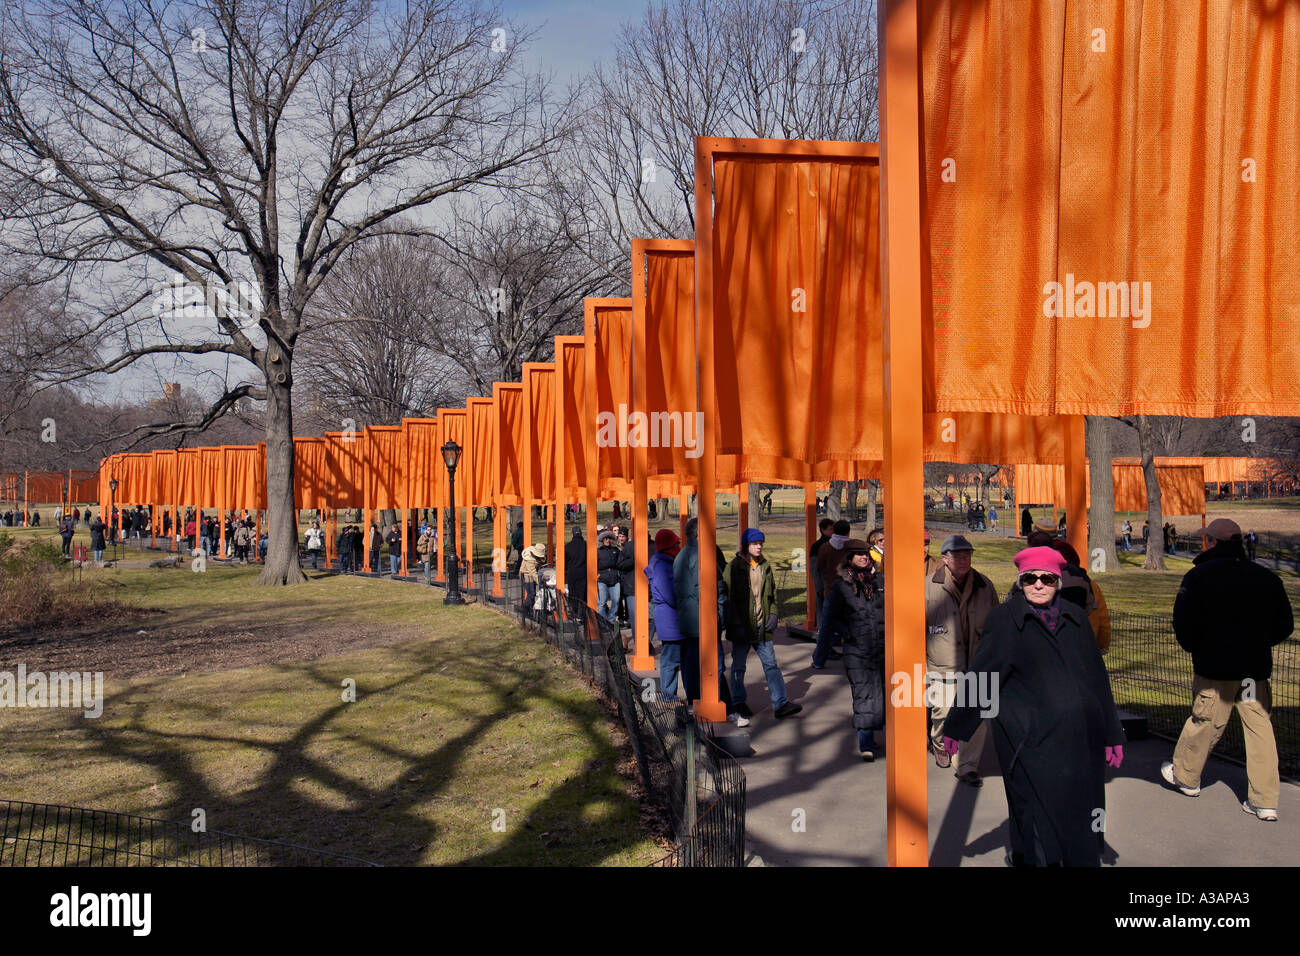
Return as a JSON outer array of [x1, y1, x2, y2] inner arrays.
[[1172, 674, 1280, 810], [927, 671, 989, 776]]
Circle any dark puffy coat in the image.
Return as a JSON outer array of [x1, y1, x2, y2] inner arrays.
[[564, 534, 587, 599], [89, 520, 106, 550], [1173, 541, 1293, 680], [618, 540, 636, 593], [827, 564, 886, 731], [944, 590, 1125, 866], [646, 551, 682, 642], [596, 543, 622, 586]]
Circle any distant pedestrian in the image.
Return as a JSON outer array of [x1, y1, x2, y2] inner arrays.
[[58, 517, 75, 556], [1246, 530, 1258, 562], [89, 515, 105, 563], [417, 525, 438, 584], [1121, 519, 1133, 552], [1020, 507, 1033, 538], [305, 522, 324, 569], [386, 524, 402, 576], [1162, 518, 1292, 822]]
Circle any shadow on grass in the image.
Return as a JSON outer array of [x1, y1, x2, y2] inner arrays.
[[69, 631, 651, 866]]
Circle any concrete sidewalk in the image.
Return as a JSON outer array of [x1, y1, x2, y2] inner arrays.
[[735, 631, 1298, 866]]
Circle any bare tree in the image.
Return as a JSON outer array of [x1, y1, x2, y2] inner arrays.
[[1086, 415, 1118, 573], [0, 0, 568, 584], [1119, 415, 1166, 570]]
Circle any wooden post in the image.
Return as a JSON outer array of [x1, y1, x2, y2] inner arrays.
[[879, 0, 929, 867]]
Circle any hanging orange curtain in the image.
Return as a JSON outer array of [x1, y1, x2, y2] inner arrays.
[[221, 446, 262, 511], [467, 398, 496, 508], [558, 339, 587, 501], [523, 364, 556, 505], [364, 426, 403, 511], [324, 431, 363, 509], [494, 386, 523, 507], [437, 410, 467, 507], [710, 148, 882, 463], [591, 300, 635, 496], [920, 0, 1300, 416], [402, 418, 441, 510], [294, 437, 329, 510]]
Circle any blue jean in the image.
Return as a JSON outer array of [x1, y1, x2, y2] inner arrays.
[[199, 535, 210, 555], [93, 549, 103, 562], [730, 639, 788, 711], [597, 581, 620, 623], [1122, 534, 1132, 551], [339, 553, 352, 573], [389, 554, 399, 575], [658, 638, 700, 702], [812, 595, 839, 666], [625, 593, 636, 634]]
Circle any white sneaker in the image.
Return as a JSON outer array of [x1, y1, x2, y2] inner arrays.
[[1160, 761, 1201, 797], [728, 713, 751, 728], [1242, 800, 1278, 822]]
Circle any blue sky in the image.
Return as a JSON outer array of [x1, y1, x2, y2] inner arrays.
[[502, 0, 645, 83]]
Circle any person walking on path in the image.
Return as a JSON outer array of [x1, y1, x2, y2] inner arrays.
[[58, 516, 75, 557], [1245, 529, 1258, 561], [305, 522, 324, 570], [595, 530, 622, 624], [726, 528, 802, 720], [1020, 507, 1034, 538], [1161, 518, 1292, 821], [811, 519, 852, 668], [519, 542, 546, 609], [89, 514, 105, 564], [368, 522, 382, 573], [1121, 519, 1133, 552], [925, 534, 999, 784], [386, 524, 403, 576], [674, 518, 747, 726], [647, 529, 695, 702], [826, 538, 886, 759], [337, 525, 353, 573], [564, 527, 587, 621], [616, 526, 636, 629], [943, 545, 1125, 866], [417, 525, 438, 584]]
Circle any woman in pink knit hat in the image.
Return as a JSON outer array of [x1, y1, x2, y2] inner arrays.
[[941, 546, 1126, 866]]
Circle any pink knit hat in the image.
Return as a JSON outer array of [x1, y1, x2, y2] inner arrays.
[[1013, 546, 1067, 575]]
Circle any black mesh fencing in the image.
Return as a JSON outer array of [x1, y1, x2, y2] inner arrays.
[[465, 562, 746, 867], [1106, 611, 1299, 779], [0, 801, 379, 867]]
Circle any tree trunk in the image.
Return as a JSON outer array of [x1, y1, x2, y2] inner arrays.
[[846, 480, 860, 521], [748, 482, 763, 528], [826, 480, 844, 521], [1136, 414, 1166, 571], [866, 479, 879, 529], [1086, 415, 1119, 574], [257, 371, 307, 586]]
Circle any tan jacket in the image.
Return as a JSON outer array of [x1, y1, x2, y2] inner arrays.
[[925, 564, 999, 671]]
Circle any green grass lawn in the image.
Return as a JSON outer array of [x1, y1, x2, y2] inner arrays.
[[0, 565, 665, 866]]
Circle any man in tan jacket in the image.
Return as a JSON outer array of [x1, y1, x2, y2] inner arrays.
[[926, 534, 999, 785]]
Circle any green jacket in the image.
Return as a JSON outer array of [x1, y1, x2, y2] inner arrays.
[[726, 552, 777, 644]]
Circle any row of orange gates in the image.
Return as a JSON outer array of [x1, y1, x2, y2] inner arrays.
[[5, 0, 1300, 865]]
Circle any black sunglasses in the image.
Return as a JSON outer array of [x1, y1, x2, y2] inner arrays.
[[1018, 572, 1060, 587]]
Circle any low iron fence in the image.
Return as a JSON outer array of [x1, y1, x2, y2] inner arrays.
[[0, 801, 378, 867], [463, 563, 746, 867]]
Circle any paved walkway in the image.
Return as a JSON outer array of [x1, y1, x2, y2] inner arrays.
[[736, 631, 1298, 866]]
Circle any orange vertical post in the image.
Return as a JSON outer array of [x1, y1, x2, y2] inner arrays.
[[630, 242, 653, 669], [1065, 416, 1087, 561], [679, 494, 688, 539], [691, 139, 724, 723], [738, 482, 749, 552], [804, 483, 817, 629], [880, 0, 929, 867], [584, 306, 599, 618], [555, 359, 568, 620]]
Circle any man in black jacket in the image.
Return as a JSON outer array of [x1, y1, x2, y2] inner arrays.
[[617, 526, 636, 630], [595, 530, 622, 624], [564, 528, 586, 621], [1163, 518, 1293, 821]]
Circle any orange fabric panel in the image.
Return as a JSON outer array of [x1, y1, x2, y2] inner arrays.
[[70, 469, 98, 503], [221, 446, 263, 511], [495, 386, 523, 506], [196, 448, 221, 507], [710, 152, 881, 461], [1113, 464, 1206, 516], [324, 432, 363, 508], [24, 472, 66, 503], [175, 450, 199, 505], [523, 365, 555, 503], [294, 438, 329, 509], [559, 340, 587, 494], [467, 398, 496, 507], [402, 419, 441, 509], [363, 426, 403, 510], [436, 409, 467, 509], [921, 0, 1300, 416], [592, 302, 634, 484], [152, 452, 176, 505], [925, 414, 1065, 464], [644, 249, 698, 480]]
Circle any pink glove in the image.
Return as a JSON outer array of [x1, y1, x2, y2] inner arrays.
[[1105, 745, 1123, 768], [942, 736, 960, 756]]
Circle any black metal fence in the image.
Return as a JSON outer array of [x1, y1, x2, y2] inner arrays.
[[0, 801, 379, 867], [464, 563, 746, 867], [1106, 612, 1299, 779]]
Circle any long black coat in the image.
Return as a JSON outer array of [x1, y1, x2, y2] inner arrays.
[[564, 535, 587, 600], [944, 590, 1124, 866], [827, 565, 886, 731]]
